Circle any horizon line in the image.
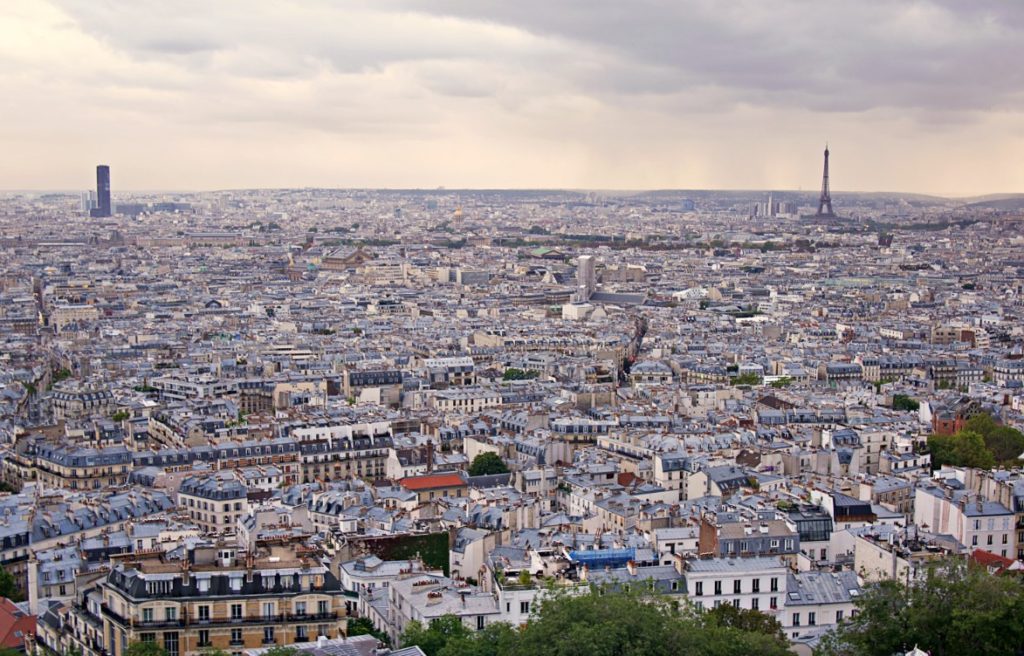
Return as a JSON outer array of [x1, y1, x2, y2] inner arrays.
[[1, 186, 1020, 200]]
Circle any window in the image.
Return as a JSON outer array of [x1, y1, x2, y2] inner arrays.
[[987, 535, 993, 546], [836, 610, 844, 622], [142, 608, 154, 623], [231, 604, 243, 620], [714, 581, 722, 595], [198, 630, 210, 647], [198, 606, 210, 622], [770, 597, 778, 610], [809, 612, 816, 626], [477, 616, 485, 631], [752, 579, 760, 593], [296, 626, 308, 641], [1003, 534, 1009, 544], [165, 608, 177, 622], [793, 613, 801, 627], [695, 582, 703, 596], [694, 601, 703, 611], [318, 600, 329, 615], [295, 602, 306, 616], [770, 577, 779, 592], [751, 598, 759, 610], [140, 634, 156, 643], [231, 629, 243, 645], [520, 601, 530, 614], [732, 599, 740, 608], [263, 627, 275, 644], [163, 632, 179, 656], [972, 536, 978, 546], [263, 603, 275, 619], [733, 580, 742, 594]]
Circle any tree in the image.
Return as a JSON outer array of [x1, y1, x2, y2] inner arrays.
[[817, 558, 1024, 656], [731, 372, 762, 386], [926, 431, 995, 470], [891, 394, 920, 412], [963, 413, 1024, 464], [399, 593, 792, 656], [347, 617, 390, 645], [401, 616, 472, 656], [124, 642, 167, 656], [0, 567, 23, 601], [705, 603, 784, 640], [468, 452, 509, 477], [502, 368, 539, 381], [438, 622, 517, 656]]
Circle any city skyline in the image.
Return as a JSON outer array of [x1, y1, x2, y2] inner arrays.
[[2, 1, 1023, 195]]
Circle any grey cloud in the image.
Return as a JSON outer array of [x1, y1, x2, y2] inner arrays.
[[387, 0, 1024, 115]]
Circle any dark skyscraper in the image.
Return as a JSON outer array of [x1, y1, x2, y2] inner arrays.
[[92, 165, 111, 217], [816, 146, 834, 217]]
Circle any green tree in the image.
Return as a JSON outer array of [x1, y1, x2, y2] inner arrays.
[[502, 368, 539, 381], [111, 410, 130, 421], [705, 603, 784, 640], [468, 452, 509, 477], [926, 431, 995, 470], [124, 642, 167, 656], [401, 616, 472, 656], [817, 558, 1024, 656], [347, 617, 390, 645], [261, 648, 297, 656], [891, 394, 920, 412], [438, 622, 518, 656], [0, 567, 23, 601], [963, 414, 1024, 463], [731, 372, 762, 386]]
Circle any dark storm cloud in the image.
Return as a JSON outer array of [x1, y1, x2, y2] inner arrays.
[[387, 0, 1024, 114]]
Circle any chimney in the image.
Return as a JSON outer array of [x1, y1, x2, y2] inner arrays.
[[626, 560, 637, 576], [426, 440, 434, 473], [317, 636, 328, 648]]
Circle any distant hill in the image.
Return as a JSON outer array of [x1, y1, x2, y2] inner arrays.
[[962, 194, 1024, 210]]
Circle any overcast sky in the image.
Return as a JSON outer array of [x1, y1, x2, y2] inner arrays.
[[2, 0, 1023, 195]]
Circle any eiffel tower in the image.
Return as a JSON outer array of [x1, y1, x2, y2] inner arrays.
[[816, 144, 835, 217]]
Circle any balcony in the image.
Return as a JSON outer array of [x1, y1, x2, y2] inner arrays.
[[102, 606, 338, 629]]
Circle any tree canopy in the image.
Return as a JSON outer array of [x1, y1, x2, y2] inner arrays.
[[926, 413, 1024, 469], [468, 452, 509, 477], [927, 430, 995, 470], [400, 591, 791, 656], [891, 394, 920, 412], [124, 642, 167, 656], [0, 567, 23, 602], [502, 367, 539, 381], [817, 558, 1024, 656]]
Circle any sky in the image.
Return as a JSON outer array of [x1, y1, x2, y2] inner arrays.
[[2, 0, 1023, 195]]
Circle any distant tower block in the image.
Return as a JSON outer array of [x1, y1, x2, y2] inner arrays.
[[577, 255, 596, 302], [91, 165, 111, 218], [816, 145, 835, 217]]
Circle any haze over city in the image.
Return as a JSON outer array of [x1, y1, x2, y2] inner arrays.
[[2, 0, 1024, 194], [3, 4, 1024, 656]]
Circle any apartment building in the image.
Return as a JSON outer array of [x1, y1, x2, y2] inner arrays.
[[100, 541, 348, 656]]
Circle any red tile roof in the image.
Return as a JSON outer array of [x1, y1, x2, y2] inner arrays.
[[0, 597, 35, 650], [399, 473, 466, 491]]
